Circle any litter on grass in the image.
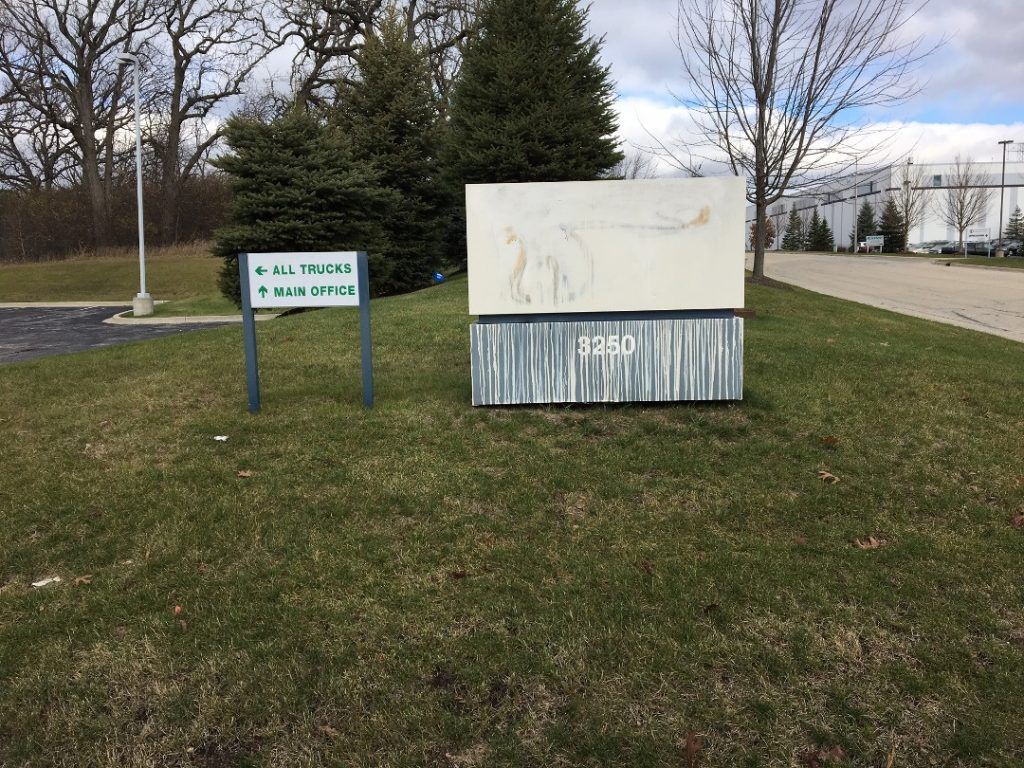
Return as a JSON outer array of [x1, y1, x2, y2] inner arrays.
[[31, 576, 61, 588]]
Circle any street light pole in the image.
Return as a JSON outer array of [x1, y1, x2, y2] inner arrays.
[[997, 139, 1014, 258], [853, 156, 859, 253], [118, 52, 154, 316]]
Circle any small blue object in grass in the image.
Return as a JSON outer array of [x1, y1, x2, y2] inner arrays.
[[432, 272, 445, 283]]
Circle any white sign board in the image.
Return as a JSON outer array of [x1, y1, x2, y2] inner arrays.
[[967, 227, 990, 241], [865, 235, 885, 247], [466, 177, 746, 315], [246, 252, 360, 309]]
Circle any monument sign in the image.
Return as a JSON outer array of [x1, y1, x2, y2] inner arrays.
[[466, 177, 747, 406]]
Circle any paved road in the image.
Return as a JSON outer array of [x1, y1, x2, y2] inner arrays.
[[750, 252, 1024, 343], [0, 307, 222, 363]]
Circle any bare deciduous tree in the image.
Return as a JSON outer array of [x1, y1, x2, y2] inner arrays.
[[147, 0, 277, 242], [893, 160, 928, 248], [278, 0, 477, 110], [673, 0, 934, 278], [0, 76, 77, 189], [606, 149, 659, 180], [934, 157, 992, 252], [0, 0, 159, 245]]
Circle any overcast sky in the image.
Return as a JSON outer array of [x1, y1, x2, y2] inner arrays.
[[585, 0, 1024, 170]]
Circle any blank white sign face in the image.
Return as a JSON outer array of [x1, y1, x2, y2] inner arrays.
[[247, 252, 360, 308], [466, 177, 746, 315]]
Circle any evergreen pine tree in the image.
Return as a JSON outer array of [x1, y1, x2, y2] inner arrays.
[[446, 0, 623, 186], [212, 111, 393, 305], [851, 201, 877, 251], [333, 13, 446, 295], [878, 198, 906, 253], [807, 208, 824, 250], [818, 216, 835, 251], [1004, 206, 1023, 240], [808, 208, 834, 251], [781, 206, 805, 251]]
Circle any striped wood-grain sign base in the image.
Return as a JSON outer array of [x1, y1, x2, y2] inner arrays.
[[470, 315, 743, 406]]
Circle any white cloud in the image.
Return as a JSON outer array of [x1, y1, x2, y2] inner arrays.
[[613, 95, 1024, 177]]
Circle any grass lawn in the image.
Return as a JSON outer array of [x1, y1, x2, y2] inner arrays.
[[0, 243, 221, 304], [951, 257, 1024, 270], [1, 277, 1022, 767]]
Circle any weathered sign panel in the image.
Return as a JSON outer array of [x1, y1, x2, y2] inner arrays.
[[467, 177, 746, 316], [471, 315, 743, 405], [466, 178, 746, 406]]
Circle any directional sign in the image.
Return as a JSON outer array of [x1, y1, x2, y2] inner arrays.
[[238, 251, 373, 412], [865, 235, 885, 247], [246, 252, 360, 308]]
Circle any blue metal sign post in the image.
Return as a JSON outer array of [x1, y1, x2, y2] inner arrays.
[[238, 251, 373, 412]]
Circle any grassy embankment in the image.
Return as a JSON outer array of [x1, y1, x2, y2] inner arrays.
[[1, 276, 1022, 766], [0, 243, 237, 316]]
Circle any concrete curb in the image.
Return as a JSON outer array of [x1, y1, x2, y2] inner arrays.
[[0, 301, 132, 308], [103, 310, 280, 326]]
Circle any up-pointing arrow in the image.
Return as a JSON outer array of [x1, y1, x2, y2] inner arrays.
[[258, 286, 268, 298], [254, 266, 267, 276]]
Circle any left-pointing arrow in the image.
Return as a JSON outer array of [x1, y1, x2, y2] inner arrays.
[[258, 286, 268, 298], [254, 266, 267, 276]]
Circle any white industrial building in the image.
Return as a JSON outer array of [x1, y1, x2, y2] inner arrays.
[[746, 160, 1024, 249]]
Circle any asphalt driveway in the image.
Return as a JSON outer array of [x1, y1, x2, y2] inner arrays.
[[750, 253, 1024, 343], [0, 306, 222, 363]]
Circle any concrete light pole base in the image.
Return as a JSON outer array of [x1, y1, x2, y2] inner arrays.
[[133, 293, 155, 317], [995, 248, 1005, 259]]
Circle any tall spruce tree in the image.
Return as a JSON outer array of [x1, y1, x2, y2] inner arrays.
[[1004, 206, 1023, 240], [808, 208, 834, 251], [212, 111, 393, 305], [807, 208, 823, 250], [446, 0, 623, 186], [878, 198, 906, 253], [334, 13, 446, 295], [781, 206, 805, 251], [851, 201, 877, 250]]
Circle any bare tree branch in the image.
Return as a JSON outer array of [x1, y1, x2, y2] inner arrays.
[[672, 0, 937, 277], [933, 157, 992, 252]]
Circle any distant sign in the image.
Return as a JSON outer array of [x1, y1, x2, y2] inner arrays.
[[246, 252, 360, 308], [967, 227, 990, 242], [865, 235, 885, 247]]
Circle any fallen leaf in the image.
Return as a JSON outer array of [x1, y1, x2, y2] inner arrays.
[[854, 536, 887, 550], [174, 605, 183, 615], [74, 575, 92, 586], [684, 730, 702, 767], [639, 559, 654, 575], [819, 435, 841, 449], [236, 470, 255, 478], [818, 470, 840, 484], [798, 745, 847, 767], [795, 535, 808, 546], [447, 570, 469, 580], [885, 744, 896, 768], [179, 619, 188, 632], [1011, 514, 1024, 528], [318, 724, 339, 738]]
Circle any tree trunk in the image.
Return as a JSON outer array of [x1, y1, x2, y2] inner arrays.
[[159, 178, 180, 245], [80, 141, 111, 248], [752, 200, 767, 278]]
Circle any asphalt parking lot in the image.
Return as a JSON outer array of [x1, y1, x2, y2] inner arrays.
[[0, 307, 221, 363]]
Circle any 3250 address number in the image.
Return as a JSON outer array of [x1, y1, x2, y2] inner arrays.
[[576, 334, 637, 357]]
